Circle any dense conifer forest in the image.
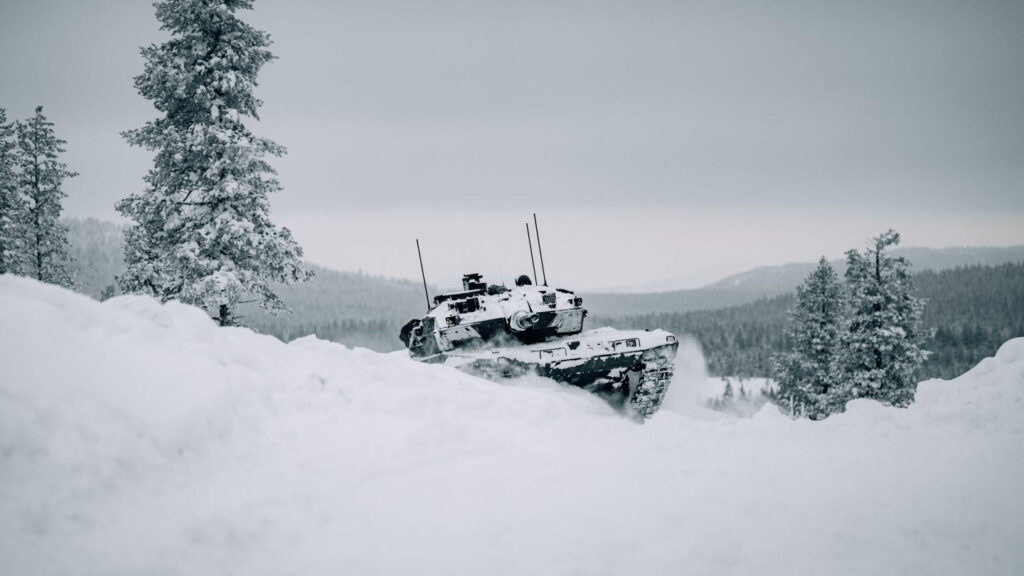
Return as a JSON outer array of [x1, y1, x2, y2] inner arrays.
[[597, 263, 1024, 380]]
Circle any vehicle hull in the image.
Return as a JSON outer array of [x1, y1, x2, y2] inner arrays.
[[422, 328, 679, 418]]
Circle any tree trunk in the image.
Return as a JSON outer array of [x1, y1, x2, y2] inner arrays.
[[33, 154, 43, 281], [218, 304, 232, 327]]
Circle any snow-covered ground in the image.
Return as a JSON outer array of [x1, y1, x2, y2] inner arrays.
[[2, 275, 1022, 576]]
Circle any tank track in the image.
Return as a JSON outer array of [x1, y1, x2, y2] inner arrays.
[[628, 364, 674, 419], [452, 340, 678, 420]]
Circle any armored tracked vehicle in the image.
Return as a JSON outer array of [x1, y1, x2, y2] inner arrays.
[[399, 272, 679, 419]]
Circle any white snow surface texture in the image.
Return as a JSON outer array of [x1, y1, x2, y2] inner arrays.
[[1, 275, 1023, 576]]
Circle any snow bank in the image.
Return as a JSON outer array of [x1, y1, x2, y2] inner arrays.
[[1, 275, 1022, 576]]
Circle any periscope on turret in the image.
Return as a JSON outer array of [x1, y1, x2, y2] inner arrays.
[[400, 273, 679, 419]]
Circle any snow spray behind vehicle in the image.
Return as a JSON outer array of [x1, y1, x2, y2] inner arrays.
[[399, 215, 679, 419]]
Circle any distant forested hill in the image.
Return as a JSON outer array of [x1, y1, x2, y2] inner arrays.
[[584, 246, 1024, 318], [62, 218, 1024, 362], [594, 263, 1024, 380], [238, 265, 428, 351]]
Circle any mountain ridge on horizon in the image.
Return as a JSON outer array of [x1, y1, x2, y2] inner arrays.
[[588, 244, 1024, 295], [581, 244, 1024, 318]]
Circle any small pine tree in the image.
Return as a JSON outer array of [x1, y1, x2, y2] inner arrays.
[[118, 0, 309, 325], [15, 106, 76, 286], [772, 257, 846, 418], [0, 108, 25, 274], [835, 230, 928, 407]]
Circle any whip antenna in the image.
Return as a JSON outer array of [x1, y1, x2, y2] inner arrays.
[[526, 222, 538, 285], [533, 213, 548, 286], [416, 239, 430, 311]]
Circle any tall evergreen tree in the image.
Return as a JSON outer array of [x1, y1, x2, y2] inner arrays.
[[15, 106, 76, 286], [835, 230, 928, 407], [0, 108, 25, 274], [772, 257, 845, 418], [118, 0, 309, 325]]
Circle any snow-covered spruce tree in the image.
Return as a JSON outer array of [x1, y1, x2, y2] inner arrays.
[[118, 0, 309, 326], [15, 106, 76, 286], [772, 257, 846, 418], [834, 230, 928, 407], [0, 108, 26, 275]]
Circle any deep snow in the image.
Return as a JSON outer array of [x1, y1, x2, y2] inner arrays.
[[1, 275, 1022, 575]]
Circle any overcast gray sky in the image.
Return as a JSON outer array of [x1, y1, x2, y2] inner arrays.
[[2, 0, 1022, 289]]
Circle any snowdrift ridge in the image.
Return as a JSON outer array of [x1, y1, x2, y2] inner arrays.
[[1, 275, 1022, 575]]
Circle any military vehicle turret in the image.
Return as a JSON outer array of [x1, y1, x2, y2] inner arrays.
[[399, 271, 679, 419]]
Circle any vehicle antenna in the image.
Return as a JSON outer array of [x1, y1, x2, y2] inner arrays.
[[533, 213, 548, 286], [526, 222, 538, 285], [416, 239, 430, 311]]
